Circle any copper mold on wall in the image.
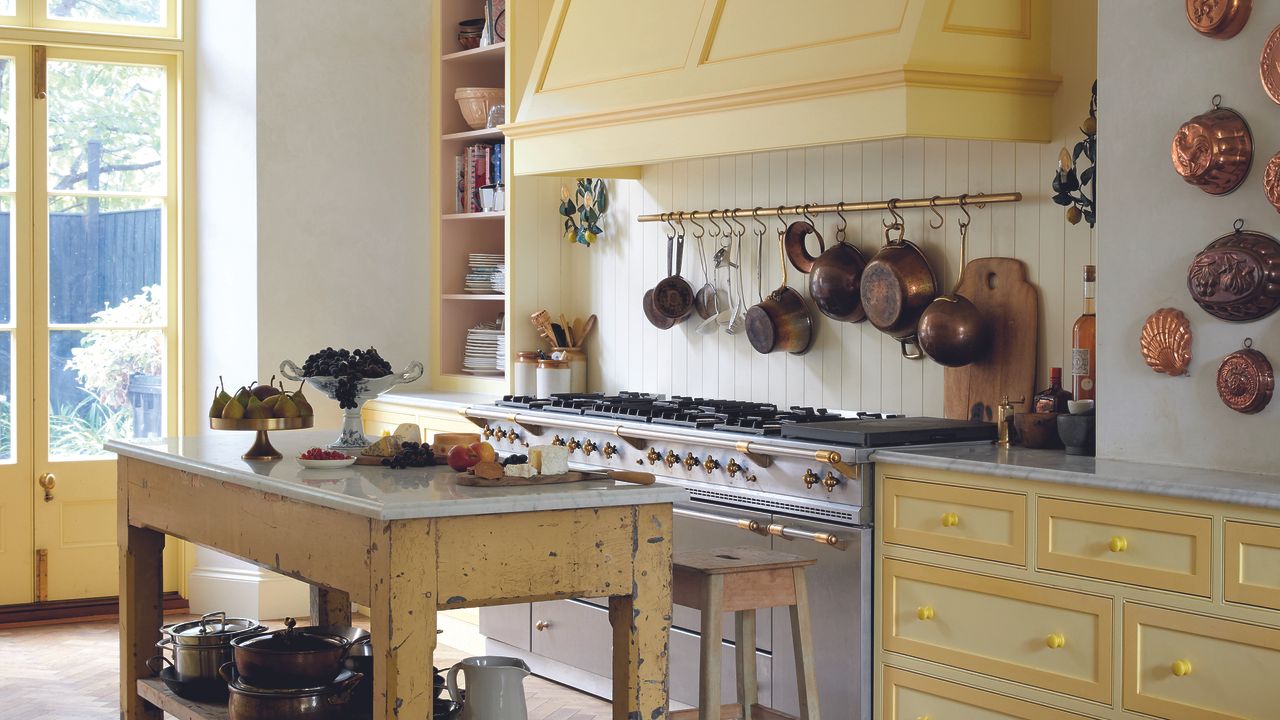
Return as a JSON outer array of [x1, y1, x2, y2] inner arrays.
[[1171, 96, 1252, 195], [1262, 23, 1280, 103], [1140, 308, 1193, 376], [1187, 219, 1280, 322], [1187, 0, 1251, 39], [1217, 339, 1273, 414]]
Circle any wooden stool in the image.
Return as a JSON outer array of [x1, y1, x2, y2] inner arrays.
[[670, 546, 820, 720]]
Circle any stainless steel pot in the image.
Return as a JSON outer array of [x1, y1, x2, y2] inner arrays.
[[156, 611, 263, 684], [220, 663, 363, 720]]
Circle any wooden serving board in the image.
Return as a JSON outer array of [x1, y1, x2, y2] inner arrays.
[[943, 257, 1039, 423], [456, 470, 655, 487]]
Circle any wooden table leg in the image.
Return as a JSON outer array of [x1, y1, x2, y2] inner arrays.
[[371, 519, 438, 720], [609, 504, 673, 720], [310, 585, 352, 630], [118, 459, 165, 720]]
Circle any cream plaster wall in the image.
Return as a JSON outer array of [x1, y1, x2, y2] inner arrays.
[[1098, 2, 1280, 475]]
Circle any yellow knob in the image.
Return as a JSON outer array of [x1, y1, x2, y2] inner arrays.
[[1171, 659, 1192, 677], [917, 716, 930, 720], [941, 512, 960, 528], [1109, 536, 1128, 553], [916, 606, 935, 621], [1046, 633, 1066, 649]]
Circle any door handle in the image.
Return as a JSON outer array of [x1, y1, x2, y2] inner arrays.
[[38, 473, 56, 502]]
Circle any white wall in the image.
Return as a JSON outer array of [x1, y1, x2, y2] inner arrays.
[[1099, 2, 1280, 475]]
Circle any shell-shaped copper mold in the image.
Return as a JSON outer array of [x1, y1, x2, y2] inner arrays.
[[1217, 341, 1273, 413], [1187, 0, 1251, 38], [1171, 101, 1252, 195], [1140, 308, 1193, 376], [1187, 221, 1280, 321]]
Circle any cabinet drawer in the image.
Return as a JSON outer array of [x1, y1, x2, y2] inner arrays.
[[1036, 497, 1211, 596], [883, 666, 1096, 720], [1123, 603, 1280, 720], [883, 559, 1112, 703], [883, 477, 1027, 565], [1225, 520, 1280, 611]]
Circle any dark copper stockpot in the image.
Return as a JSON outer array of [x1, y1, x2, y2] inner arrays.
[[917, 203, 989, 367], [746, 231, 813, 355], [230, 618, 351, 689], [220, 663, 363, 720], [1187, 219, 1280, 322], [784, 218, 867, 323], [859, 213, 938, 359], [1171, 95, 1252, 195]]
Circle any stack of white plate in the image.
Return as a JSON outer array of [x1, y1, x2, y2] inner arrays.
[[465, 253, 506, 294], [463, 320, 505, 375]]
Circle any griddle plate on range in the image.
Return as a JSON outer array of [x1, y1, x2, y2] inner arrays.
[[779, 416, 996, 447]]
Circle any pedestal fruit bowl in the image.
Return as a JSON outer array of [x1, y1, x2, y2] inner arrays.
[[280, 351, 423, 451]]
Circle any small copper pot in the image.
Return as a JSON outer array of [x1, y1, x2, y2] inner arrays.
[[784, 219, 867, 323], [1187, 219, 1280, 322], [860, 217, 938, 359], [1171, 96, 1252, 195], [746, 232, 813, 355], [917, 210, 989, 368], [1186, 0, 1250, 38]]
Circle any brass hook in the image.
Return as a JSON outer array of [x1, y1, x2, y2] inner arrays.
[[676, 211, 687, 239], [882, 198, 904, 229], [957, 193, 972, 231], [730, 209, 747, 239], [707, 209, 722, 238], [777, 205, 789, 234], [689, 211, 705, 239], [928, 195, 944, 230], [752, 207, 768, 235], [802, 203, 816, 228], [663, 212, 676, 240], [719, 208, 735, 239], [835, 201, 848, 237]]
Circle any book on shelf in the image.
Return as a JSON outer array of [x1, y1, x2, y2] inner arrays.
[[454, 155, 465, 213], [455, 141, 506, 213]]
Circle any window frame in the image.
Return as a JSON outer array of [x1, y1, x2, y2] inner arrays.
[[2, 0, 180, 40]]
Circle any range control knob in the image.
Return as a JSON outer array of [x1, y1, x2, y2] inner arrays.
[[506, 430, 521, 444], [482, 425, 495, 440], [603, 442, 619, 459], [552, 435, 566, 447], [821, 472, 840, 492], [641, 448, 662, 466], [581, 439, 598, 456], [802, 468, 820, 490], [682, 452, 699, 471], [566, 437, 581, 454], [702, 456, 721, 474], [663, 450, 680, 469]]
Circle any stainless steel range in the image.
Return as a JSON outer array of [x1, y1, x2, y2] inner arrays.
[[460, 393, 994, 718]]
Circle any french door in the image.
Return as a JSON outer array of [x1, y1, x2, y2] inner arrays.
[[0, 43, 180, 604]]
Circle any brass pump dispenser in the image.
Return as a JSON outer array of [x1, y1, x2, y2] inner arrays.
[[996, 395, 1025, 448]]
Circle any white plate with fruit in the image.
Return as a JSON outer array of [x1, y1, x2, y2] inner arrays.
[[297, 448, 357, 468]]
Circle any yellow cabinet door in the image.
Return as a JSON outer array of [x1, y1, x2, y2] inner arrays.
[[1036, 497, 1212, 596], [1224, 520, 1280, 612], [883, 666, 1098, 720], [1124, 603, 1280, 720], [882, 477, 1027, 565], [883, 559, 1112, 703]]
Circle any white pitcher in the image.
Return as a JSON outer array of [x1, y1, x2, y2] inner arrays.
[[446, 656, 531, 720]]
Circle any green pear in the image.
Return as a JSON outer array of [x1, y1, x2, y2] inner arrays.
[[291, 382, 314, 418], [209, 385, 228, 418], [233, 385, 253, 407], [262, 394, 282, 411], [244, 395, 272, 419], [273, 394, 300, 419], [220, 395, 246, 419]]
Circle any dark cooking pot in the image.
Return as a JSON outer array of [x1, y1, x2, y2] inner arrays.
[[653, 233, 695, 320], [785, 219, 867, 322], [746, 230, 813, 354], [917, 211, 989, 367], [231, 617, 351, 689], [860, 217, 938, 358], [220, 663, 362, 720]]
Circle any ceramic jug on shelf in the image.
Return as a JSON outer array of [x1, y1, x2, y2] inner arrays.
[[447, 656, 531, 720]]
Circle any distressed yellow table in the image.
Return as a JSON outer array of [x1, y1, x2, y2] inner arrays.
[[110, 432, 684, 720]]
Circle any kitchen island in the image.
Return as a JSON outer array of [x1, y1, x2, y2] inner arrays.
[[110, 431, 686, 720]]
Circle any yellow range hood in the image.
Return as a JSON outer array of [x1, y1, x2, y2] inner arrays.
[[504, 0, 1061, 177]]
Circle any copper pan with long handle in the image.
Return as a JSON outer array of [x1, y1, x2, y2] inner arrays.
[[784, 203, 867, 323], [917, 197, 990, 367]]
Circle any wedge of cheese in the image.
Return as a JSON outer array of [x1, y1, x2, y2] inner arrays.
[[392, 422, 422, 444], [529, 444, 568, 475], [362, 434, 403, 458], [503, 463, 536, 478]]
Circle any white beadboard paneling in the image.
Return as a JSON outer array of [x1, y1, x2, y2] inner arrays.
[[521, 137, 1094, 414]]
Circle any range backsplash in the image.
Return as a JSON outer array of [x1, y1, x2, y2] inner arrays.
[[512, 137, 1095, 416]]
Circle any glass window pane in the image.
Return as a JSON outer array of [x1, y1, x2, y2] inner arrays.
[[50, 328, 163, 459], [0, 331, 12, 462], [47, 59, 165, 194], [0, 195, 10, 324], [46, 0, 164, 27], [49, 196, 163, 325], [0, 57, 11, 190], [0, 1, 13, 16]]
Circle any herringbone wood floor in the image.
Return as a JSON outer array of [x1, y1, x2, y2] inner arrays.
[[0, 616, 611, 720]]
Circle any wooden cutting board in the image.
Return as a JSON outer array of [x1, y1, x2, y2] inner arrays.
[[456, 470, 656, 487], [943, 257, 1039, 423]]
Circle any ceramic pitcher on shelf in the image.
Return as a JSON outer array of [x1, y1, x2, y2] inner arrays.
[[447, 656, 531, 720]]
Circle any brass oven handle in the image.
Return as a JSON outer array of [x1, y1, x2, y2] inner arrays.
[[673, 507, 848, 549], [765, 522, 844, 548]]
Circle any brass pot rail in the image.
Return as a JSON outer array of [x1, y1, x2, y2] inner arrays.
[[673, 506, 847, 549], [462, 406, 861, 480], [635, 192, 1021, 223]]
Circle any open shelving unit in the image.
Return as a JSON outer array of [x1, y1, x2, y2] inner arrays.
[[431, 0, 509, 393]]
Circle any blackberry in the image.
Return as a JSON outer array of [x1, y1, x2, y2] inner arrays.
[[381, 441, 436, 469], [301, 347, 394, 409]]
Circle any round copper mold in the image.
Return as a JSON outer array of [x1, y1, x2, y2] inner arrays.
[[1187, 219, 1280, 322], [1217, 339, 1273, 414], [1262, 24, 1280, 104], [1171, 96, 1252, 195], [1264, 152, 1280, 212], [1187, 0, 1250, 38], [1139, 308, 1193, 376]]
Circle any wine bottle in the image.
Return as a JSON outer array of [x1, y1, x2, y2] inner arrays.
[[1034, 367, 1073, 413], [1072, 265, 1096, 401]]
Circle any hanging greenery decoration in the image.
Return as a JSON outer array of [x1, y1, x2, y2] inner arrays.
[[1051, 80, 1097, 228], [560, 178, 608, 246]]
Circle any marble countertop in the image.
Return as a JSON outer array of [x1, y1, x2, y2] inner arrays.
[[871, 445, 1280, 511], [375, 389, 497, 411], [107, 431, 686, 521]]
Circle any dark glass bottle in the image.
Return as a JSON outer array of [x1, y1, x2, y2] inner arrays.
[[1034, 367, 1073, 413]]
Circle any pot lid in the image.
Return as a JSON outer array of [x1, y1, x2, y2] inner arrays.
[[231, 617, 349, 654], [228, 668, 359, 697], [164, 612, 262, 645]]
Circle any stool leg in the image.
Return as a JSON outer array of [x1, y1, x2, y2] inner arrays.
[[700, 575, 724, 719], [734, 609, 758, 715], [790, 568, 820, 720]]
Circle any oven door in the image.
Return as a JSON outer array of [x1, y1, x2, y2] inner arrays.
[[675, 501, 871, 720]]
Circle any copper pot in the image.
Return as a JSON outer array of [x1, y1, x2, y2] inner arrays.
[[220, 663, 363, 720], [784, 217, 867, 323], [1187, 219, 1280, 322], [746, 231, 813, 354], [917, 206, 989, 367], [230, 618, 351, 689], [653, 233, 695, 320], [860, 211, 938, 359], [1171, 95, 1252, 195]]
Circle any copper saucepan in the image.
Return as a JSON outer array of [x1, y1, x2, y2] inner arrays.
[[746, 224, 814, 355], [859, 200, 939, 359], [917, 196, 990, 367], [785, 203, 867, 323], [653, 215, 695, 320]]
